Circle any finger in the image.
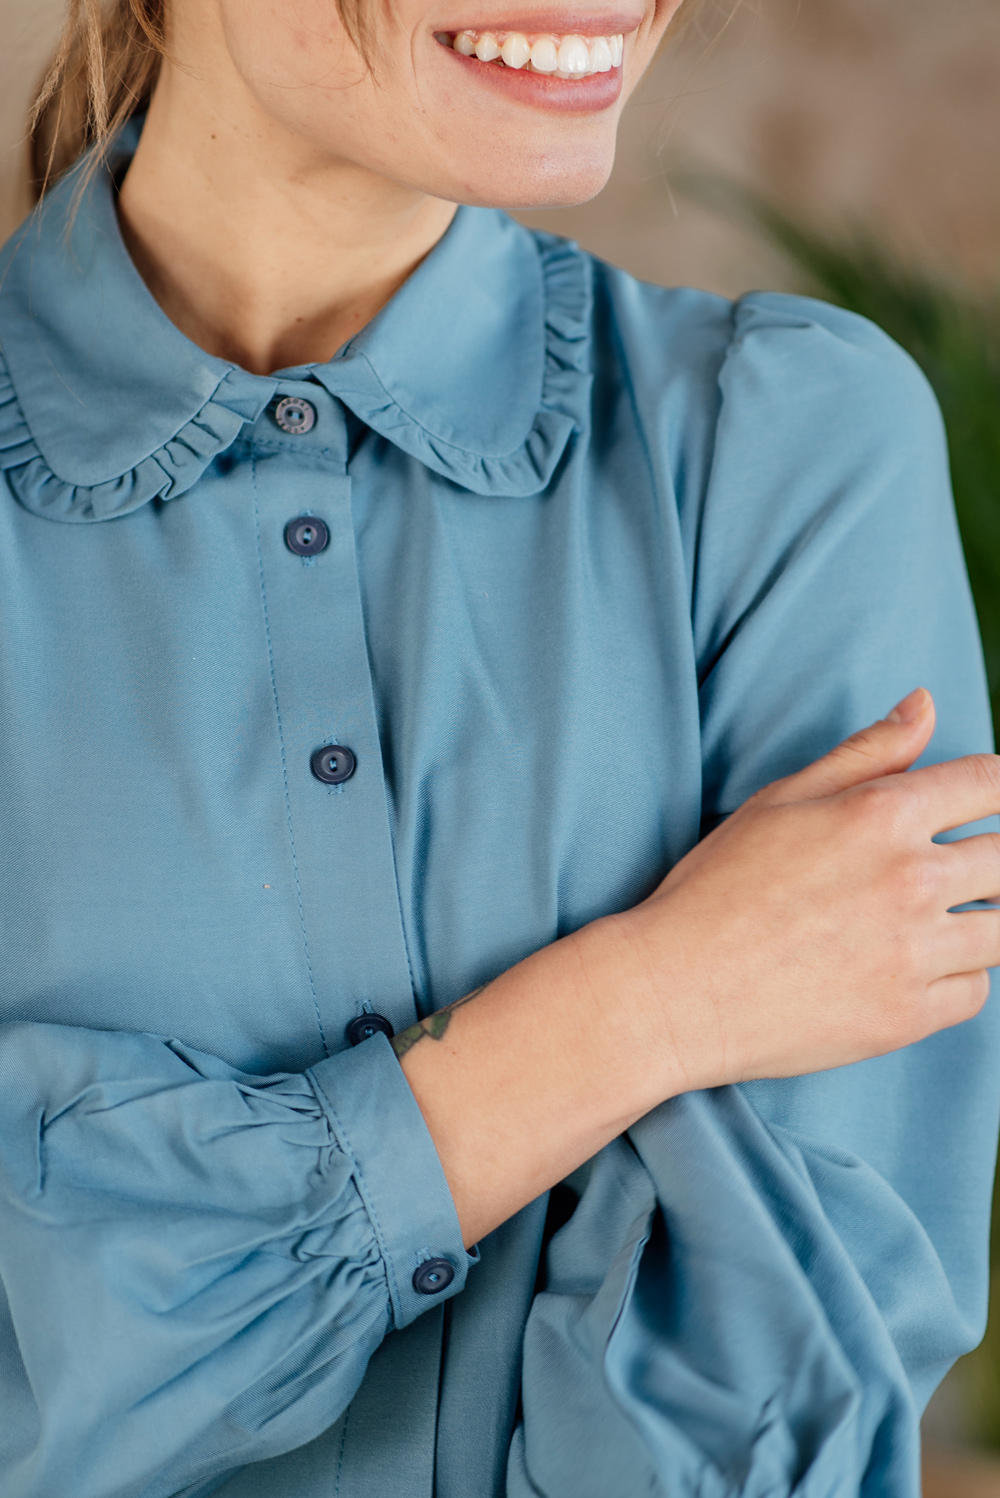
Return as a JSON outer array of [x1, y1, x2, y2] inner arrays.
[[936, 908, 1000, 977], [936, 831, 1000, 907], [774, 688, 935, 802], [901, 753, 1000, 836], [922, 969, 992, 1039]]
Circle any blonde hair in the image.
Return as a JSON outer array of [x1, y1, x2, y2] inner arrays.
[[28, 1, 166, 199]]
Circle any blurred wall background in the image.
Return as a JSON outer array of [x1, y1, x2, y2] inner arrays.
[[3, 0, 1000, 1487], [6, 0, 1000, 292], [523, 0, 1000, 294]]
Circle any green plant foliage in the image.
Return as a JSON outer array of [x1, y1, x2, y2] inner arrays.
[[702, 183, 1000, 1448]]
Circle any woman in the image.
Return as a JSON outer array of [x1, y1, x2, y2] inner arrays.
[[0, 0, 998, 1494]]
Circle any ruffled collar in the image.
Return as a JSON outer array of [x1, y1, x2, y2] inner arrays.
[[0, 124, 591, 523]]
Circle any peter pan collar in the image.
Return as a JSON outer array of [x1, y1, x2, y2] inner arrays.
[[0, 123, 591, 523]]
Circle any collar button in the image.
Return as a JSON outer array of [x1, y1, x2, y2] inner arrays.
[[273, 396, 317, 435]]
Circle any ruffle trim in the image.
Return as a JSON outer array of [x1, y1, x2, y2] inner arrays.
[[0, 367, 267, 524], [306, 229, 592, 499], [0, 230, 593, 520]]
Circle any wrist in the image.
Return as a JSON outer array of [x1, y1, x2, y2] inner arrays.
[[580, 906, 692, 1115], [396, 910, 685, 1245]]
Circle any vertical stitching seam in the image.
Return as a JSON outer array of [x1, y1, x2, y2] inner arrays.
[[383, 801, 420, 1009], [333, 1402, 352, 1496], [251, 450, 330, 1057], [344, 477, 422, 1016]]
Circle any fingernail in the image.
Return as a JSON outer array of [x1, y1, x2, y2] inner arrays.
[[887, 687, 928, 724]]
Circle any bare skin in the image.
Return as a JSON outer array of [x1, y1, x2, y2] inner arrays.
[[400, 690, 1000, 1242], [118, 0, 684, 371], [118, 6, 1000, 1248]]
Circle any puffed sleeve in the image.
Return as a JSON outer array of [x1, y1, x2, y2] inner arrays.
[[0, 1022, 471, 1498], [511, 294, 1000, 1498]]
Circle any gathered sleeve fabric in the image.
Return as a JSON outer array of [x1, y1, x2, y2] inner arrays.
[[0, 1022, 470, 1498], [510, 293, 1000, 1498]]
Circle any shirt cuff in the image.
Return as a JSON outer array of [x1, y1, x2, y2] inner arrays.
[[307, 1032, 476, 1330]]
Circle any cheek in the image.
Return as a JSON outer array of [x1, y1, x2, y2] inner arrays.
[[215, 0, 631, 210], [219, 0, 365, 100]]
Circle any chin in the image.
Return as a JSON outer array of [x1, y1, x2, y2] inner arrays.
[[435, 145, 616, 211]]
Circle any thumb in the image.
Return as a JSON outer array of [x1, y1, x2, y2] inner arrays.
[[782, 687, 936, 801]]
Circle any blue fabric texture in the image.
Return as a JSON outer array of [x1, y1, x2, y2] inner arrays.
[[0, 124, 997, 1498]]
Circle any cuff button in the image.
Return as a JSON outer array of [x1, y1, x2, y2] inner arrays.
[[412, 1258, 455, 1295]]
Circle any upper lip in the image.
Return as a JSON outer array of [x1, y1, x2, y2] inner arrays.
[[437, 11, 642, 33]]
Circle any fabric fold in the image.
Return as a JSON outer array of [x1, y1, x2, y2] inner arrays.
[[0, 364, 272, 522], [314, 226, 593, 497], [511, 1085, 948, 1498], [0, 125, 594, 519], [0, 1022, 465, 1498]]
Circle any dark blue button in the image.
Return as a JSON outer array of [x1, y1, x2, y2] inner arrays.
[[273, 396, 316, 434], [347, 1013, 394, 1046], [412, 1258, 455, 1295], [285, 516, 330, 557], [310, 744, 356, 784]]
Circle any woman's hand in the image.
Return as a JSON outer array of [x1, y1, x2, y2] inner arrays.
[[401, 687, 1000, 1244], [620, 685, 1000, 1094]]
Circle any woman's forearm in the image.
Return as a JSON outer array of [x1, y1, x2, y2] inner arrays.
[[400, 691, 1000, 1247], [398, 915, 667, 1246]]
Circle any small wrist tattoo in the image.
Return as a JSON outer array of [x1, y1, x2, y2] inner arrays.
[[391, 987, 484, 1059]]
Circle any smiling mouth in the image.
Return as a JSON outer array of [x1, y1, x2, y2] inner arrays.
[[437, 28, 624, 77]]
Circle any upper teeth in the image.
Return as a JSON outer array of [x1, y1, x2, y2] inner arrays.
[[449, 29, 624, 75]]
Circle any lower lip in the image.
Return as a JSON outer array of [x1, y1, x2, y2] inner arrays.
[[439, 42, 623, 112]]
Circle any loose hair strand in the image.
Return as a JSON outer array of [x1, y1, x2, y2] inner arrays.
[[28, 0, 166, 200]]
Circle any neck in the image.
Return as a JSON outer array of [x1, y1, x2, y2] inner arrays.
[[117, 60, 456, 375]]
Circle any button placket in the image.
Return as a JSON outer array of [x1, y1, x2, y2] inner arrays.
[[251, 394, 418, 1047]]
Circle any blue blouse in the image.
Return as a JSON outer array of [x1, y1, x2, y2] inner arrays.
[[0, 125, 997, 1498]]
